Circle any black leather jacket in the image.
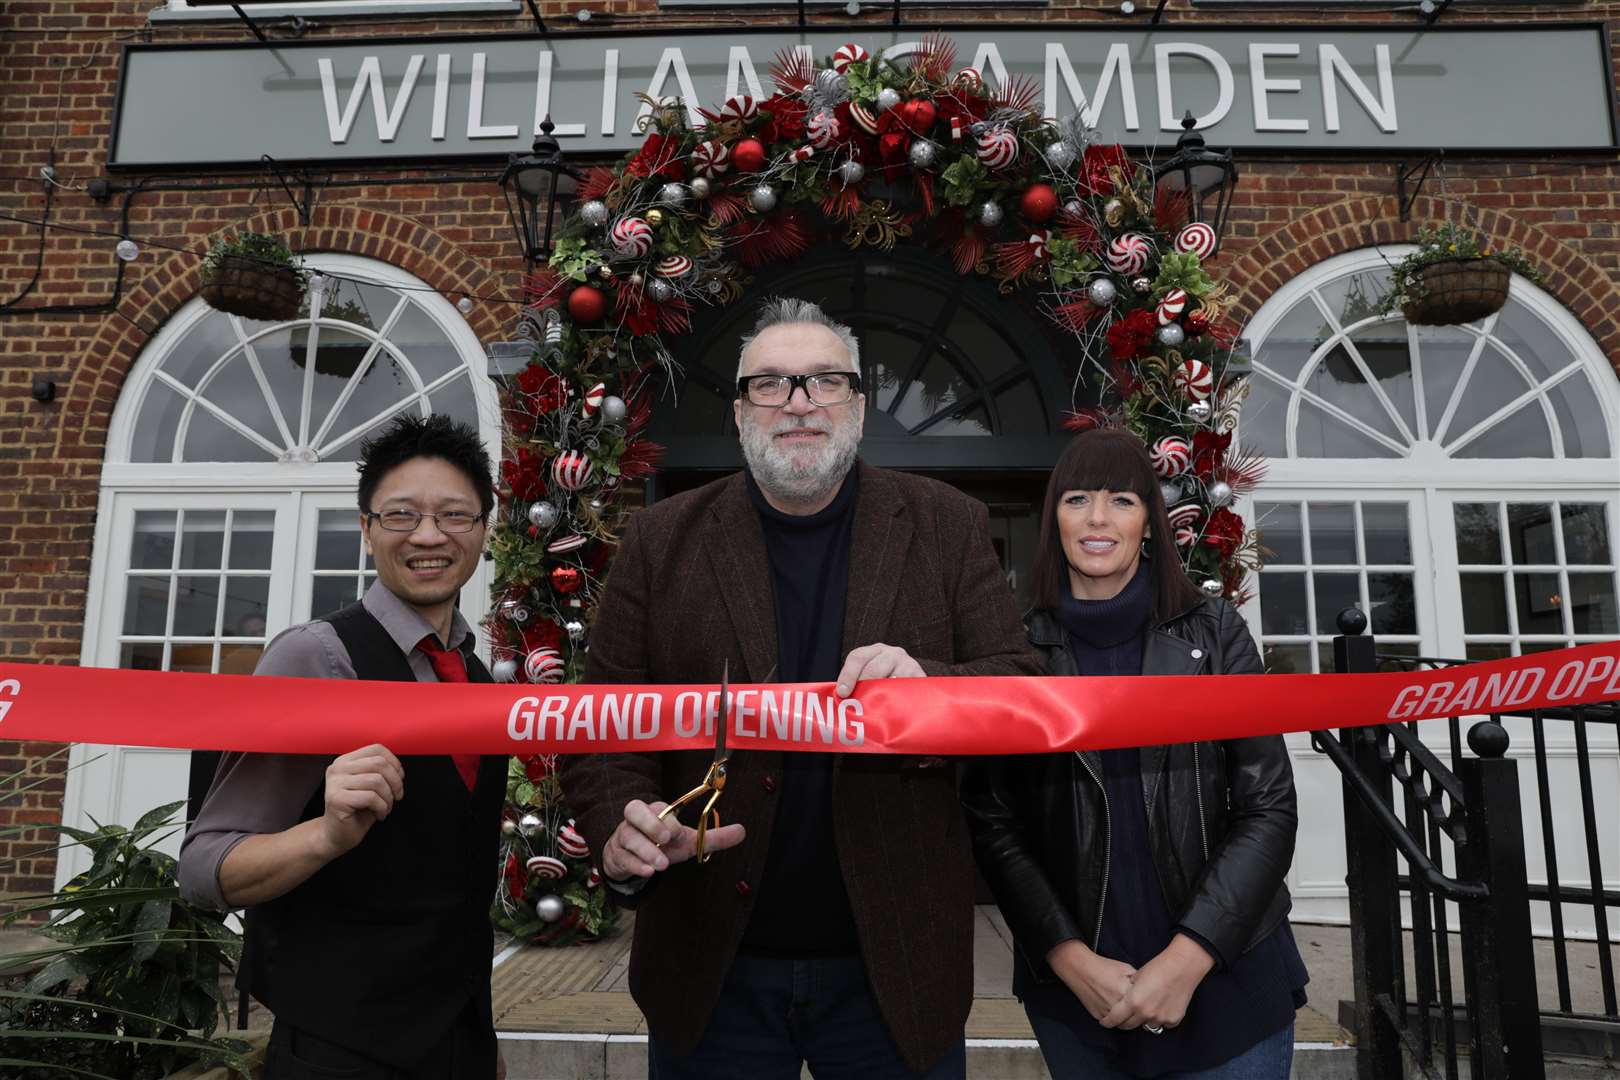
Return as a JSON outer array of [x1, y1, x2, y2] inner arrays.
[[961, 597, 1297, 989]]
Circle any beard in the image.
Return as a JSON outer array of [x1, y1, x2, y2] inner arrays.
[[739, 408, 861, 507]]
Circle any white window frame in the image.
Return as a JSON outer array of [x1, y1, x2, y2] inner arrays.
[[155, 0, 520, 19]]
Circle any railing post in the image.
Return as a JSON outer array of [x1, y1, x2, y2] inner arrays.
[[1457, 719, 1545, 1079], [1333, 607, 1404, 1080]]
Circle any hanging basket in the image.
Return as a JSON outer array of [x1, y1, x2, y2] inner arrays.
[[1400, 256, 1512, 327], [200, 255, 305, 323]]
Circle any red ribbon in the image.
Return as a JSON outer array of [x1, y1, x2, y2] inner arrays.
[[1, 642, 1617, 757]]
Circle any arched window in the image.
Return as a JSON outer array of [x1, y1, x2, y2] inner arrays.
[[63, 254, 499, 882], [1240, 246, 1620, 927]]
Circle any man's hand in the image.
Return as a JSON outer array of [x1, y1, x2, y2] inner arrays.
[[601, 798, 746, 881], [1047, 939, 1137, 1022], [317, 744, 405, 860], [1100, 933, 1215, 1031], [834, 643, 926, 698]]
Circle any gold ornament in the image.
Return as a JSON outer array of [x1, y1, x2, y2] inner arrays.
[[845, 200, 912, 252], [645, 208, 665, 227], [1103, 198, 1126, 229], [598, 265, 614, 280]]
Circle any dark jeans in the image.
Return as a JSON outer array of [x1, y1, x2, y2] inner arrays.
[[1026, 1012, 1294, 1080], [648, 953, 967, 1080], [264, 1004, 496, 1080]]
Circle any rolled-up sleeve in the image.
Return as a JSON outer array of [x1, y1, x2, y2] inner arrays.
[[176, 622, 353, 910]]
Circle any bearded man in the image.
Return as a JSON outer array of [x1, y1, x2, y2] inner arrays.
[[560, 296, 1037, 1079]]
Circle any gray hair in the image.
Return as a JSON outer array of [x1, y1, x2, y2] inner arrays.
[[736, 296, 861, 379]]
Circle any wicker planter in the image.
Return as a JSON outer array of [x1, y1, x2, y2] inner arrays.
[[1400, 256, 1512, 327], [200, 255, 305, 323]]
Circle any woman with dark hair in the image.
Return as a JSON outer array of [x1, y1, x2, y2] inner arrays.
[[963, 427, 1306, 1079]]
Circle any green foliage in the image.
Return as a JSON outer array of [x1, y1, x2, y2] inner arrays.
[[1151, 252, 1216, 298], [940, 155, 989, 208], [1377, 220, 1541, 315], [1046, 237, 1100, 288], [548, 237, 601, 283], [200, 232, 305, 283], [0, 798, 251, 1079]]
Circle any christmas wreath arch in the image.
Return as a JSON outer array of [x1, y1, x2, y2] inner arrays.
[[487, 35, 1265, 943]]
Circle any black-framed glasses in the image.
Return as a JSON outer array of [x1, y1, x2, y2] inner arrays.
[[736, 371, 862, 408], [365, 509, 486, 534]]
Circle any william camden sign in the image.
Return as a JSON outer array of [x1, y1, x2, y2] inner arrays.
[[108, 25, 1617, 167]]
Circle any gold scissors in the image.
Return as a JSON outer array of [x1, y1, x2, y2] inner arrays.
[[658, 660, 731, 864]]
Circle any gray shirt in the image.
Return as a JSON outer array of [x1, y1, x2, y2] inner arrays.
[[176, 580, 477, 911]]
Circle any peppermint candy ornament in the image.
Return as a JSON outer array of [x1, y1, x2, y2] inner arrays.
[[558, 821, 591, 859], [691, 140, 731, 178], [610, 217, 654, 258], [807, 110, 842, 150], [791, 145, 816, 163], [1175, 221, 1218, 260], [720, 95, 757, 121], [953, 67, 985, 94], [551, 450, 594, 491], [546, 532, 587, 555], [526, 855, 568, 879], [655, 255, 693, 278], [1105, 233, 1151, 276], [1167, 502, 1204, 530], [974, 127, 1019, 171], [832, 43, 870, 72], [1150, 436, 1192, 477], [524, 647, 566, 684], [581, 381, 606, 417], [1156, 288, 1188, 326], [848, 102, 880, 135], [1172, 358, 1215, 402], [1175, 526, 1199, 548]]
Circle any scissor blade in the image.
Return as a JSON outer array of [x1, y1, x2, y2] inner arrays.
[[714, 660, 730, 761]]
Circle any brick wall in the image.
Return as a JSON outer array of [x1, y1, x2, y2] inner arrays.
[[2, 0, 1617, 897]]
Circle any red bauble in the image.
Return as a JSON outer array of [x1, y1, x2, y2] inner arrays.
[[567, 285, 607, 323], [731, 139, 767, 173], [1020, 183, 1059, 224], [899, 98, 937, 135], [1185, 310, 1212, 336], [549, 565, 583, 594]]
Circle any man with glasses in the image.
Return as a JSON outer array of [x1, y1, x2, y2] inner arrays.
[[180, 414, 507, 1080], [561, 297, 1036, 1079]]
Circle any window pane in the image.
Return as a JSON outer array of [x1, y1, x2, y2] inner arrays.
[[1465, 642, 1513, 662], [316, 350, 416, 459], [1263, 642, 1311, 674], [1521, 640, 1571, 655], [1568, 573, 1618, 634], [993, 377, 1046, 434], [229, 510, 275, 570], [1346, 325, 1418, 436], [311, 575, 361, 618], [1562, 504, 1613, 565], [1362, 503, 1412, 564], [222, 576, 271, 638], [183, 407, 271, 463], [119, 642, 165, 670], [122, 576, 171, 636], [1239, 372, 1289, 456], [1253, 298, 1333, 384], [1545, 372, 1611, 459], [1368, 572, 1416, 635], [196, 351, 285, 450], [944, 309, 1018, 382], [1305, 345, 1404, 443], [316, 509, 362, 570], [1314, 270, 1393, 330], [1460, 573, 1510, 634], [1514, 572, 1566, 636], [893, 356, 972, 432], [1444, 346, 1530, 444], [1309, 503, 1357, 563], [1508, 503, 1558, 564], [1411, 324, 1476, 441], [1313, 572, 1360, 634], [179, 512, 227, 569], [1259, 572, 1308, 635], [130, 379, 187, 463], [130, 511, 177, 570], [1294, 398, 1399, 458], [172, 575, 222, 636], [162, 312, 242, 391], [169, 643, 215, 674], [1452, 401, 1554, 459], [218, 643, 265, 676], [1454, 503, 1503, 565], [1256, 502, 1303, 563]]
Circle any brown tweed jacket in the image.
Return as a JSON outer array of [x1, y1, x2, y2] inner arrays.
[[559, 461, 1038, 1071]]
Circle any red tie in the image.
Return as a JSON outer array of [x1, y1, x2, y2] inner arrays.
[[416, 635, 481, 792]]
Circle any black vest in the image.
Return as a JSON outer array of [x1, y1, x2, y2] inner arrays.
[[245, 602, 506, 1067]]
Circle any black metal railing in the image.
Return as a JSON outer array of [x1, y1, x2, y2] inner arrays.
[[1315, 608, 1548, 1080]]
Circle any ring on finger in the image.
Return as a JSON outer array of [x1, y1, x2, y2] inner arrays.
[[1144, 1023, 1165, 1036]]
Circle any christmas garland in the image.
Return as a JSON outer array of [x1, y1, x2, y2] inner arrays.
[[487, 34, 1263, 943]]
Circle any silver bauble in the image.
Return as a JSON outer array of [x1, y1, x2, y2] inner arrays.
[[1201, 579, 1224, 597], [658, 182, 687, 207], [1132, 276, 1153, 294], [501, 818, 519, 836], [969, 120, 989, 136], [648, 277, 675, 303], [528, 501, 561, 531], [565, 620, 586, 643], [689, 176, 711, 199], [580, 200, 610, 227], [600, 395, 627, 425], [492, 658, 519, 683], [815, 68, 851, 103], [908, 140, 938, 168], [519, 813, 543, 837], [1158, 323, 1186, 348], [1159, 481, 1183, 508], [979, 201, 1004, 227], [115, 238, 141, 262], [456, 296, 474, 314], [1186, 399, 1213, 423], [1044, 140, 1077, 169], [1207, 480, 1235, 508], [1063, 199, 1084, 217], [837, 159, 866, 185], [1086, 278, 1119, 306], [750, 184, 778, 213], [876, 87, 902, 111], [535, 894, 567, 923]]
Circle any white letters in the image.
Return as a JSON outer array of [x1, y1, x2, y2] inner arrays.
[[469, 52, 518, 139], [431, 54, 450, 141], [1320, 43, 1396, 133], [725, 46, 764, 103], [969, 42, 1010, 92], [534, 51, 586, 137], [0, 677, 21, 725], [1250, 44, 1309, 132], [318, 55, 424, 144], [1155, 43, 1234, 131], [638, 47, 702, 128], [1046, 43, 1139, 130], [601, 48, 620, 136]]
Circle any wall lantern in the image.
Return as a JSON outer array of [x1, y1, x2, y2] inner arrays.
[[499, 117, 579, 266], [1153, 111, 1239, 258]]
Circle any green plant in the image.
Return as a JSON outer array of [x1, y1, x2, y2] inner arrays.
[[0, 784, 252, 1080], [1377, 220, 1540, 316], [201, 232, 306, 284]]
